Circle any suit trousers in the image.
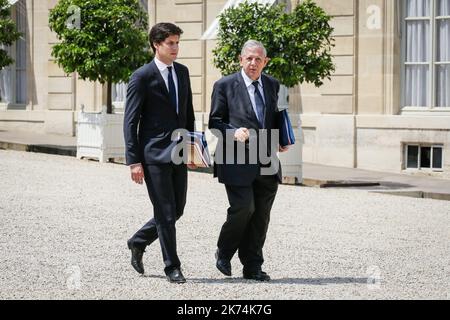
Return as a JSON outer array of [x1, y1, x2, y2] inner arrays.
[[217, 174, 279, 272], [129, 163, 187, 274]]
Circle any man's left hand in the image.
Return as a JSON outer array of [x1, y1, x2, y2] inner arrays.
[[279, 145, 289, 153]]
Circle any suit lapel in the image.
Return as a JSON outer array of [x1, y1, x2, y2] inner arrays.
[[174, 63, 185, 117], [261, 74, 274, 128]]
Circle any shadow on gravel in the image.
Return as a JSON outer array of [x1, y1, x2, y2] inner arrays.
[[137, 276, 369, 285], [139, 274, 368, 285], [351, 181, 414, 190], [28, 144, 76, 157], [267, 277, 369, 285], [141, 274, 250, 283], [141, 274, 167, 279]]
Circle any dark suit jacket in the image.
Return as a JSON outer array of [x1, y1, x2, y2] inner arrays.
[[209, 71, 282, 186], [123, 60, 195, 165]]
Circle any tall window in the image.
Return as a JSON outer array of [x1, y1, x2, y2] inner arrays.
[[112, 0, 148, 108], [15, 0, 26, 104], [112, 82, 127, 104], [0, 0, 27, 106], [0, 45, 12, 103], [403, 0, 450, 108]]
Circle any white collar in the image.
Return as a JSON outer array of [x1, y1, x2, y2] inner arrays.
[[154, 57, 173, 72], [241, 69, 263, 88]]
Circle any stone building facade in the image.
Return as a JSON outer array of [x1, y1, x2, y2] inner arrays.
[[0, 0, 449, 177]]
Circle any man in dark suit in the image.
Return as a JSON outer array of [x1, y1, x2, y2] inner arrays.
[[209, 40, 289, 281], [123, 22, 196, 284]]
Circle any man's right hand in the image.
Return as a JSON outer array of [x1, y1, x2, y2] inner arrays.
[[130, 163, 144, 185], [234, 127, 250, 143]]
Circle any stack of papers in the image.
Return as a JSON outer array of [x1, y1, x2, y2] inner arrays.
[[186, 131, 211, 168]]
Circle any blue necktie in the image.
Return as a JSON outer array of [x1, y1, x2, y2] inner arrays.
[[252, 81, 265, 128], [167, 66, 177, 113]]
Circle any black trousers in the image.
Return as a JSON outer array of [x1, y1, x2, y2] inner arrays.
[[129, 163, 187, 274], [217, 174, 279, 272]]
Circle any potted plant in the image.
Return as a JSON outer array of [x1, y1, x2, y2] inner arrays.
[[212, 0, 335, 183], [48, 0, 150, 162]]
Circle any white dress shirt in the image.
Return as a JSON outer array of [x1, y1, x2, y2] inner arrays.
[[154, 57, 179, 114], [241, 69, 266, 123]]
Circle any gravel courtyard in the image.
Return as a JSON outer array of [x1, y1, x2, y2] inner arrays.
[[0, 149, 448, 299]]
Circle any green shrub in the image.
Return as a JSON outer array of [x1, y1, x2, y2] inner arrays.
[[49, 0, 150, 113], [213, 0, 335, 88]]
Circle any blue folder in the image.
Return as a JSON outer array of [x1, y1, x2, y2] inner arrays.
[[279, 109, 295, 147]]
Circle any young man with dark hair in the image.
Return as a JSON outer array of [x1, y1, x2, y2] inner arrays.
[[123, 22, 196, 284]]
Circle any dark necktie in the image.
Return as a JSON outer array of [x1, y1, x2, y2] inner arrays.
[[167, 66, 177, 113], [252, 81, 265, 128]]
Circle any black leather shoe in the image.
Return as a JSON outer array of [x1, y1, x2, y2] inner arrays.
[[127, 240, 144, 274], [243, 270, 271, 281], [166, 268, 186, 284], [215, 250, 231, 276]]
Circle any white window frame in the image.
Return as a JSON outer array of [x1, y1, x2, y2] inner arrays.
[[112, 82, 127, 113], [111, 0, 148, 113], [401, 0, 450, 113], [0, 0, 27, 110], [404, 143, 444, 171]]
